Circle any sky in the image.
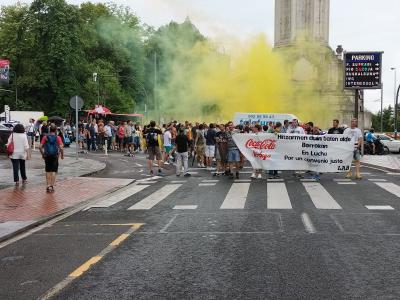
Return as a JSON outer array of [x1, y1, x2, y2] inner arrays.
[[1, 0, 399, 113]]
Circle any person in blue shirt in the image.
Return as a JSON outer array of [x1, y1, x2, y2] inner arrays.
[[366, 128, 377, 155]]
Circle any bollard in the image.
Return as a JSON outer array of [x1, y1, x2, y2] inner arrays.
[[105, 139, 108, 156]]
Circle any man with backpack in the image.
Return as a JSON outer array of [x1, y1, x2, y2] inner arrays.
[[145, 120, 164, 176], [39, 124, 64, 193]]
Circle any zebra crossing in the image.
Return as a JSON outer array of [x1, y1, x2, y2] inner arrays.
[[85, 176, 400, 212]]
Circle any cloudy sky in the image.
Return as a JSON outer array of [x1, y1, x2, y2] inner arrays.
[[1, 0, 399, 113]]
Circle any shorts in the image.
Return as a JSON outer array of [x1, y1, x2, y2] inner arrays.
[[205, 145, 215, 157], [147, 146, 162, 161], [164, 145, 172, 153], [44, 155, 59, 173], [353, 149, 361, 161], [227, 148, 241, 163]]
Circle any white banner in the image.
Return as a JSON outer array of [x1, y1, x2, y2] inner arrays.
[[233, 133, 355, 172]]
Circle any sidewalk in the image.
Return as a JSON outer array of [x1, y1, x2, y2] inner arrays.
[[0, 148, 133, 242], [0, 148, 105, 187], [361, 154, 400, 172]]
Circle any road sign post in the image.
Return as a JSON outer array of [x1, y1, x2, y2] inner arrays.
[[70, 96, 84, 160]]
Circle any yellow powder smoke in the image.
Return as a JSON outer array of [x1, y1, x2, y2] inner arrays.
[[156, 34, 333, 127]]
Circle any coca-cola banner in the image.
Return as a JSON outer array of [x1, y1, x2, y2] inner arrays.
[[233, 133, 354, 172]]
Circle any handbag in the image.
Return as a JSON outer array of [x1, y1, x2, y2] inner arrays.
[[7, 134, 14, 156]]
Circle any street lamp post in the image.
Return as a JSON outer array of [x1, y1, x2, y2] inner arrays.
[[391, 67, 397, 136], [395, 84, 400, 139]]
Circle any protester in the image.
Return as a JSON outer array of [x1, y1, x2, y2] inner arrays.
[[163, 124, 172, 164], [26, 118, 35, 148], [86, 120, 97, 151], [344, 118, 363, 179], [205, 123, 217, 171], [117, 122, 126, 152], [104, 121, 113, 151], [226, 121, 240, 179], [39, 124, 64, 192], [7, 124, 30, 185], [145, 121, 164, 176], [195, 124, 206, 167], [288, 119, 305, 134], [281, 119, 289, 133], [268, 122, 282, 179], [173, 127, 191, 177], [328, 119, 344, 134], [214, 124, 228, 177], [251, 124, 263, 179], [40, 121, 49, 142]]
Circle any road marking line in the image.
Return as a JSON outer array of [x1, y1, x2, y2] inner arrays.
[[301, 212, 316, 233], [173, 205, 198, 210], [89, 185, 150, 208], [267, 183, 292, 209], [69, 256, 102, 278], [373, 182, 400, 198], [360, 172, 372, 175], [387, 172, 400, 175], [128, 184, 182, 210], [337, 182, 357, 185], [333, 179, 352, 182], [171, 181, 187, 184], [110, 233, 130, 246], [365, 205, 394, 210], [202, 180, 219, 183], [220, 183, 250, 209], [267, 179, 284, 182], [40, 224, 143, 300], [138, 181, 157, 184], [135, 163, 143, 167], [302, 182, 342, 209], [368, 179, 387, 182], [300, 178, 317, 182], [234, 179, 251, 183], [199, 183, 216, 186]]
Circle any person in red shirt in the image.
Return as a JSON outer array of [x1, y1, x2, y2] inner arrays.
[[39, 124, 64, 193]]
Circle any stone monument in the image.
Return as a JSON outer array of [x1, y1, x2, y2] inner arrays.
[[274, 0, 362, 127]]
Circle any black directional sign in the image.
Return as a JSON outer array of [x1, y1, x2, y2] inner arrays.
[[344, 52, 383, 89]]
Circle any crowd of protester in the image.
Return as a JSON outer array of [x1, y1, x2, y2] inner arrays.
[[5, 116, 364, 190]]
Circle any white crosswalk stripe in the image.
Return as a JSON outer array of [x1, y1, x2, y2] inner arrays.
[[302, 182, 342, 209], [88, 178, 400, 212], [267, 183, 292, 209], [220, 183, 250, 209], [128, 184, 182, 210], [372, 182, 400, 198], [89, 184, 150, 208]]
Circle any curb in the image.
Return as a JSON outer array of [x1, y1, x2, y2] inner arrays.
[[0, 178, 136, 245]]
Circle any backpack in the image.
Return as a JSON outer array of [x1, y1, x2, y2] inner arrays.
[[44, 135, 59, 157], [146, 128, 158, 147]]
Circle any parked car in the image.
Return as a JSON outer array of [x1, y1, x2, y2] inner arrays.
[[376, 134, 400, 153], [0, 124, 12, 154]]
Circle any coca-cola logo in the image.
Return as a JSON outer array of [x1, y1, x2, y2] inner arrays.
[[245, 139, 276, 150]]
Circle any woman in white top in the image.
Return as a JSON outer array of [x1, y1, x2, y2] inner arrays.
[[7, 124, 29, 185]]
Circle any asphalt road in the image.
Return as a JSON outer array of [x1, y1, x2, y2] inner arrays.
[[1, 153, 400, 300]]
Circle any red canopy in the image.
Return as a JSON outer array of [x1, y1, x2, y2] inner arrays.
[[88, 105, 111, 115]]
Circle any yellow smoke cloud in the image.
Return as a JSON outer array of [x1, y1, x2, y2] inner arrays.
[[157, 34, 333, 127]]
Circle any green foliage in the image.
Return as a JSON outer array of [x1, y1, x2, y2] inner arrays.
[[371, 105, 399, 132]]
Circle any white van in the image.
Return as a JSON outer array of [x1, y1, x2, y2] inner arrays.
[[234, 112, 300, 126]]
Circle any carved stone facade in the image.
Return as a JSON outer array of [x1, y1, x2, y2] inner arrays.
[[274, 0, 362, 127]]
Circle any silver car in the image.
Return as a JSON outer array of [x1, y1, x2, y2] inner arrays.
[[376, 134, 400, 153]]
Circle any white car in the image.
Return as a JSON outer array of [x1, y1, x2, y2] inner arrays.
[[376, 134, 400, 153]]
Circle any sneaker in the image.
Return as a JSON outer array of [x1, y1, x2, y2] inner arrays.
[[201, 163, 206, 168], [274, 175, 280, 179], [158, 171, 165, 177], [355, 173, 362, 180], [345, 171, 352, 179], [164, 161, 170, 165], [312, 175, 321, 181], [213, 172, 217, 177], [268, 175, 274, 179], [251, 173, 256, 179], [257, 174, 262, 179], [149, 170, 154, 176], [176, 173, 181, 177], [184, 173, 191, 177]]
